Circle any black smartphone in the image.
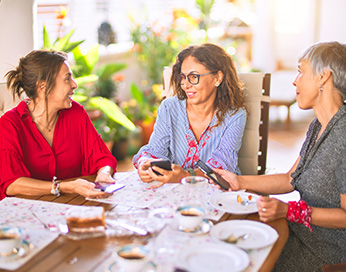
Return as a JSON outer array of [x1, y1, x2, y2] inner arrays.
[[196, 160, 230, 191], [94, 182, 125, 193], [150, 160, 172, 176]]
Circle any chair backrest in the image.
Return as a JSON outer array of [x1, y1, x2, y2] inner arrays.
[[237, 73, 270, 175], [0, 83, 20, 117], [162, 67, 271, 175]]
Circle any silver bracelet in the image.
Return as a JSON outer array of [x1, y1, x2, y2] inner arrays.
[[51, 176, 61, 197]]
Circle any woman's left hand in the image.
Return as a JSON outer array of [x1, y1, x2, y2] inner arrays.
[[257, 196, 289, 222], [95, 167, 116, 184], [148, 164, 188, 188]]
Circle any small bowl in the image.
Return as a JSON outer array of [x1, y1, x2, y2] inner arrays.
[[115, 244, 151, 272], [0, 227, 22, 256]]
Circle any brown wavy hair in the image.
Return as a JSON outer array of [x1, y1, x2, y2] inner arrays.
[[170, 43, 246, 127], [5, 49, 67, 102]]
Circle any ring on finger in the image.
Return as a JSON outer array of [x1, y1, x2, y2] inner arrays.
[[262, 208, 266, 212]]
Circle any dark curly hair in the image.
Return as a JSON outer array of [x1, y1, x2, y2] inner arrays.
[[170, 43, 246, 127]]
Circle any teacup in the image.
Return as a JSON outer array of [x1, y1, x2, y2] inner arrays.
[[176, 206, 205, 231], [115, 244, 150, 272], [0, 227, 22, 256]]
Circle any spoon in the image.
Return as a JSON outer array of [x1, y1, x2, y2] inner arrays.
[[105, 219, 148, 236], [222, 233, 250, 244]]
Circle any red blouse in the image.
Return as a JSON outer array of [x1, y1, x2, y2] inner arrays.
[[0, 101, 117, 199]]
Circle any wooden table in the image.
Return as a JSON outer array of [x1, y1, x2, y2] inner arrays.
[[7, 175, 289, 272]]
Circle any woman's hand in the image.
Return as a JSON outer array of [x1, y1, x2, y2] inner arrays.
[[257, 196, 289, 222], [62, 178, 113, 199], [138, 159, 156, 183], [148, 164, 189, 188], [95, 167, 115, 184], [213, 168, 241, 191]]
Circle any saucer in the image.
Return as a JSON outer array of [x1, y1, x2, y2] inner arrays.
[[173, 219, 213, 235], [0, 240, 33, 261], [106, 260, 157, 272]]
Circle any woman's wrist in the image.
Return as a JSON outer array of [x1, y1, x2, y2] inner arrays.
[[59, 181, 74, 194], [286, 200, 313, 232], [97, 166, 113, 176]]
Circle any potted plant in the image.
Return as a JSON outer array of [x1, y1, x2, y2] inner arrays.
[[121, 83, 162, 145], [42, 25, 135, 151]]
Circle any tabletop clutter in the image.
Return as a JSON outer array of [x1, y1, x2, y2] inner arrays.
[[0, 171, 279, 272]]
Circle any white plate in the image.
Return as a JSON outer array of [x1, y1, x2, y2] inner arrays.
[[209, 192, 259, 214], [178, 243, 249, 272], [210, 220, 279, 249]]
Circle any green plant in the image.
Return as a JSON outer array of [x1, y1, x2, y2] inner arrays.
[[72, 44, 127, 99], [121, 83, 161, 124], [195, 0, 216, 41], [41, 25, 134, 143], [71, 46, 133, 142], [129, 9, 198, 85], [42, 25, 84, 53]]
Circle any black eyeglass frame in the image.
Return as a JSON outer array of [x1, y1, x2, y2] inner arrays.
[[177, 72, 213, 85]]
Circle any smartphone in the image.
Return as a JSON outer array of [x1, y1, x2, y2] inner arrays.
[[150, 160, 172, 176], [94, 182, 125, 193], [196, 160, 230, 191]]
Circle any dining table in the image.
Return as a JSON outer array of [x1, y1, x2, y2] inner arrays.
[[0, 171, 289, 272]]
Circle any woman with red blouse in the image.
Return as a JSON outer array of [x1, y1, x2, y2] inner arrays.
[[0, 50, 117, 200]]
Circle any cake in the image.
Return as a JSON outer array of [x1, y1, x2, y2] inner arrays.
[[65, 206, 105, 233]]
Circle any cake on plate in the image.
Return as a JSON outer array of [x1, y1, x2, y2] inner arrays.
[[65, 206, 105, 233]]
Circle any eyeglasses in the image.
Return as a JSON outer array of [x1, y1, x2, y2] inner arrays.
[[177, 72, 213, 85]]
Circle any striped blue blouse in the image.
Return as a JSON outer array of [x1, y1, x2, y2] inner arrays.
[[133, 96, 247, 174]]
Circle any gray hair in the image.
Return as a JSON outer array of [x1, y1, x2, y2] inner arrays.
[[299, 41, 346, 101]]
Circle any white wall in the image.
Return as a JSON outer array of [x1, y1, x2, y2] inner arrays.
[[0, 0, 35, 83], [252, 0, 346, 71], [318, 0, 346, 42]]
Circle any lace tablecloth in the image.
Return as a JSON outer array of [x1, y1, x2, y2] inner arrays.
[[0, 198, 68, 270], [0, 171, 276, 271]]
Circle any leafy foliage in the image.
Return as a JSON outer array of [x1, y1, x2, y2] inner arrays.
[[42, 25, 84, 53]]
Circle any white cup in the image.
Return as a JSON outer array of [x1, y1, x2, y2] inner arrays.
[[176, 206, 205, 231], [116, 244, 150, 272], [0, 227, 22, 256]]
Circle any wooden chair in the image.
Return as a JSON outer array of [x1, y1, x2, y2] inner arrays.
[[163, 67, 271, 175], [0, 83, 20, 117], [237, 73, 271, 175]]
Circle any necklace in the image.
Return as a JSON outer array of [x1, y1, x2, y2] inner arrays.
[[34, 114, 58, 132], [27, 101, 58, 132]]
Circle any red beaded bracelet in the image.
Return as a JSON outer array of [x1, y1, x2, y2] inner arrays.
[[286, 200, 313, 232]]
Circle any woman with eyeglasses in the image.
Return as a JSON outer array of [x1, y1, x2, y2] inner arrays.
[[133, 43, 247, 187]]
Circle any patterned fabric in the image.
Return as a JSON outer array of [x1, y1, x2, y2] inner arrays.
[[133, 96, 247, 173], [286, 200, 312, 232]]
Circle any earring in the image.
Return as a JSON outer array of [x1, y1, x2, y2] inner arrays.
[[215, 83, 219, 87], [41, 85, 44, 89], [319, 85, 323, 93]]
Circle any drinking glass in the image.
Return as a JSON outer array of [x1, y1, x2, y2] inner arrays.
[[180, 176, 209, 207]]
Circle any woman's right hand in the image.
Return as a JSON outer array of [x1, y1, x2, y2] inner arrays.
[[137, 159, 155, 183], [62, 178, 113, 199], [213, 168, 241, 191]]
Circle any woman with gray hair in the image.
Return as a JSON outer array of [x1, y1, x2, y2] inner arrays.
[[214, 41, 346, 270]]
